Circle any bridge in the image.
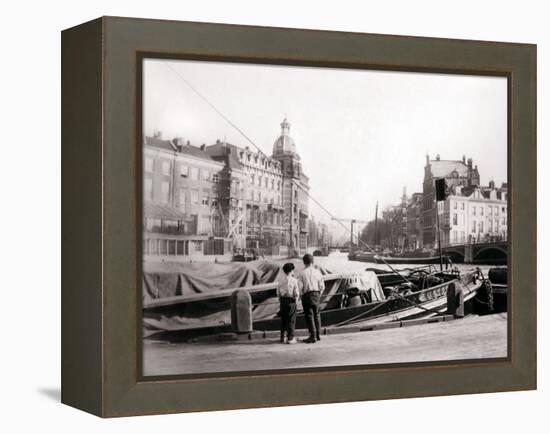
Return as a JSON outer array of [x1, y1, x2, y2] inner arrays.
[[441, 240, 507, 265]]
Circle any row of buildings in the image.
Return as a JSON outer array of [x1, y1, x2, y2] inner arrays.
[[143, 118, 316, 261], [379, 154, 508, 252]]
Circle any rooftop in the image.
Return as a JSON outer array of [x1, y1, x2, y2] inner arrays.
[[144, 136, 218, 163]]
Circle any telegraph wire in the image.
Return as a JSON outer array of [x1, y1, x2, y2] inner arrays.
[[161, 61, 410, 280]]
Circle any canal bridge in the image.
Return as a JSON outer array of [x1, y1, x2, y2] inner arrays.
[[441, 240, 507, 264]]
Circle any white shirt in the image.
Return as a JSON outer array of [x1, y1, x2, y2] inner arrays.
[[277, 274, 300, 299], [297, 266, 326, 295]]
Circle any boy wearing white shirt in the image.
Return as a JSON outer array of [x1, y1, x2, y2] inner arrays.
[[277, 263, 299, 344], [297, 254, 325, 343]]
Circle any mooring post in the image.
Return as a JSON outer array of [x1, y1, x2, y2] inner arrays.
[[446, 281, 465, 318], [230, 289, 253, 333]]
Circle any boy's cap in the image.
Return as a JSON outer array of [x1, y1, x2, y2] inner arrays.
[[302, 253, 313, 265], [282, 263, 295, 274]]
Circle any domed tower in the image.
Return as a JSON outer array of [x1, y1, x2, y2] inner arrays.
[[272, 118, 299, 158], [271, 117, 309, 254]]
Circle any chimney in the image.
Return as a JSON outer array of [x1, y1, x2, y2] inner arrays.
[[200, 144, 206, 151], [462, 155, 466, 163], [426, 154, 430, 165], [467, 158, 473, 168], [216, 139, 221, 144], [436, 154, 440, 161], [489, 180, 495, 189], [173, 137, 184, 151], [153, 129, 162, 139]]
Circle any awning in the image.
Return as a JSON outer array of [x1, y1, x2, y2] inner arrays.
[[144, 202, 186, 221]]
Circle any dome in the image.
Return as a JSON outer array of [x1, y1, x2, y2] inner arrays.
[[272, 118, 297, 157]]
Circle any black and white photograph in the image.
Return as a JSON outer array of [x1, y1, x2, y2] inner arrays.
[[141, 58, 508, 377]]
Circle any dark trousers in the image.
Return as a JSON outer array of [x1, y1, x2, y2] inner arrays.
[[279, 298, 297, 340], [302, 291, 321, 339]]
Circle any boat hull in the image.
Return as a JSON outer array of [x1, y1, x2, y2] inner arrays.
[[145, 271, 482, 342], [375, 255, 449, 265]]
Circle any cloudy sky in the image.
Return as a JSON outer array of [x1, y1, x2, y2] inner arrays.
[[143, 58, 507, 233]]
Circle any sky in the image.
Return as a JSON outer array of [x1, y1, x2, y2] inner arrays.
[[143, 58, 507, 236]]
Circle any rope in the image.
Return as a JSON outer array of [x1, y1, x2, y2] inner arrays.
[[162, 61, 414, 284]]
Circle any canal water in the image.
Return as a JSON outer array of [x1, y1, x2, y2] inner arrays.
[[299, 251, 495, 276]]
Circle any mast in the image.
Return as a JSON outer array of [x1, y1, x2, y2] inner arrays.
[[374, 201, 379, 247]]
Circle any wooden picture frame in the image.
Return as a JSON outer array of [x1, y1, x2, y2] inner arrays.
[[61, 16, 536, 417]]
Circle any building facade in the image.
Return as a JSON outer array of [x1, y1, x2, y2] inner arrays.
[[205, 139, 287, 254], [405, 192, 424, 251], [422, 154, 480, 248], [438, 181, 508, 246], [143, 119, 310, 260], [271, 118, 310, 253], [143, 134, 232, 262]]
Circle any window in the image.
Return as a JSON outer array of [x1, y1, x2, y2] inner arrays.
[[180, 164, 189, 177], [258, 176, 262, 187], [479, 221, 484, 233], [480, 207, 484, 216], [454, 202, 457, 209], [190, 167, 199, 181], [249, 190, 254, 201], [495, 206, 499, 216], [202, 194, 209, 206], [461, 202, 465, 210], [178, 189, 186, 212], [250, 174, 255, 185], [453, 213, 458, 226], [488, 220, 493, 231], [145, 158, 153, 173], [472, 206, 476, 216], [471, 222, 476, 233], [488, 206, 493, 216], [502, 206, 506, 213], [202, 170, 210, 181], [144, 178, 153, 200], [257, 191, 261, 202], [212, 173, 219, 183], [271, 179, 275, 190], [162, 161, 171, 176], [264, 178, 268, 188], [191, 189, 199, 205], [161, 181, 170, 203]]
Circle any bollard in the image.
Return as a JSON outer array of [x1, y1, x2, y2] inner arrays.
[[446, 281, 465, 318], [230, 289, 253, 333]]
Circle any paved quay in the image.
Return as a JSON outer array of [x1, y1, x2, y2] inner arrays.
[[143, 313, 507, 376]]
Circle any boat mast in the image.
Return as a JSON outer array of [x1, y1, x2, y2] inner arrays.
[[374, 201, 378, 248]]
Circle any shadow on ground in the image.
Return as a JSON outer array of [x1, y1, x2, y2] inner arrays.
[[38, 387, 61, 402]]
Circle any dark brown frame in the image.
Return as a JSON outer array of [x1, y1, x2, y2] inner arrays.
[[62, 16, 536, 417]]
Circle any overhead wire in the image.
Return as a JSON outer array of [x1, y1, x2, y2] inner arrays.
[[161, 61, 413, 281]]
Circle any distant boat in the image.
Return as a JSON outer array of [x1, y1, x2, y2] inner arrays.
[[349, 251, 377, 262], [374, 255, 450, 265]]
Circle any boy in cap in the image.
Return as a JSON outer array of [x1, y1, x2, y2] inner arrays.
[[277, 262, 300, 344]]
